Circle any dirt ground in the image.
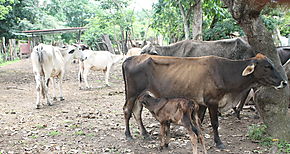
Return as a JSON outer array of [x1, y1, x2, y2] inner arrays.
[[0, 58, 273, 154]]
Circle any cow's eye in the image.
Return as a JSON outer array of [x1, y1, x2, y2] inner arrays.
[[264, 65, 273, 70]]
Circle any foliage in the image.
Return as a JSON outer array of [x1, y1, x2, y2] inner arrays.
[[248, 124, 290, 153], [151, 0, 184, 43], [0, 0, 14, 20], [248, 124, 267, 140], [151, 0, 288, 42], [203, 13, 244, 40]]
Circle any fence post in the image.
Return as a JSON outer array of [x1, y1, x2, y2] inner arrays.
[[2, 37, 7, 61]]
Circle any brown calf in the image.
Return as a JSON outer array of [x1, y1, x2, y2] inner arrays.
[[138, 91, 207, 154]]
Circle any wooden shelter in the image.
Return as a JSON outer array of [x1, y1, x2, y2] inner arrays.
[[21, 27, 87, 53]]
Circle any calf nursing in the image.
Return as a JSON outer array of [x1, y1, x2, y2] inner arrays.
[[138, 92, 207, 154]]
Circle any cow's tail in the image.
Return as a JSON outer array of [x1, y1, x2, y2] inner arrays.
[[122, 58, 131, 108], [79, 61, 84, 82]]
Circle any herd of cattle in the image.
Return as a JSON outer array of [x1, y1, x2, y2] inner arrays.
[[30, 38, 290, 153]]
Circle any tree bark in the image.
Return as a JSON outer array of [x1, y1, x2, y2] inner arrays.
[[179, 1, 191, 40], [192, 0, 203, 41], [102, 34, 115, 54], [223, 0, 290, 141]]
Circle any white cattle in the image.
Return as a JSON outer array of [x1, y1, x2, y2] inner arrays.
[[78, 50, 123, 89], [126, 48, 142, 57], [31, 44, 79, 109]]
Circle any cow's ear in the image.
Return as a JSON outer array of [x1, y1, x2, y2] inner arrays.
[[242, 63, 255, 76]]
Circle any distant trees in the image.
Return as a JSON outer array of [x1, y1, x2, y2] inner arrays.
[[150, 0, 289, 42]]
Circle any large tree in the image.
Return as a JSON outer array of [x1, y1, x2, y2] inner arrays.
[[222, 0, 290, 140]]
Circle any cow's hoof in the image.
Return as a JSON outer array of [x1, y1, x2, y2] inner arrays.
[[60, 97, 65, 101], [53, 97, 57, 101], [216, 143, 226, 149], [36, 105, 40, 109], [105, 84, 110, 87], [85, 87, 91, 90], [47, 102, 53, 106]]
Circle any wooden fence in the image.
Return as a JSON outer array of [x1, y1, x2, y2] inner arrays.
[[0, 37, 19, 62]]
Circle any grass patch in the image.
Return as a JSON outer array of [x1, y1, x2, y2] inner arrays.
[[75, 130, 86, 136], [0, 58, 20, 66], [48, 130, 61, 136], [35, 124, 47, 129], [248, 124, 290, 153], [30, 135, 38, 139], [86, 133, 94, 137], [70, 124, 80, 128]]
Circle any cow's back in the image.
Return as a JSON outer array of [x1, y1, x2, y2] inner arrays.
[[182, 38, 254, 59]]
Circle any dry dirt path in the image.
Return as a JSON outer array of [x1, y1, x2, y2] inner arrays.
[[0, 59, 268, 153]]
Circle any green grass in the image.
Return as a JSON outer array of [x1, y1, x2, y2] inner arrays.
[[35, 124, 47, 129], [248, 124, 290, 153], [69, 124, 80, 128], [30, 135, 38, 139], [75, 130, 86, 136], [0, 58, 20, 66], [48, 130, 61, 136]]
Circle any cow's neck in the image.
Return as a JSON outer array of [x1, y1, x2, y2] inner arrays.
[[220, 60, 257, 92], [63, 53, 74, 65], [156, 45, 179, 56]]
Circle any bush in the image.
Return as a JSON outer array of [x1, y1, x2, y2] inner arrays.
[[248, 124, 290, 153]]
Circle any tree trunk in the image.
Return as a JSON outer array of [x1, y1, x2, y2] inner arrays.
[[223, 0, 290, 141], [179, 1, 191, 40], [192, 0, 203, 41], [102, 34, 115, 54]]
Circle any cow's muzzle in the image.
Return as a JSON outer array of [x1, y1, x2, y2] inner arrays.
[[274, 80, 288, 89]]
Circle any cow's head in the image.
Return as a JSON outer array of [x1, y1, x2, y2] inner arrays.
[[242, 53, 287, 89], [138, 91, 157, 107], [140, 42, 159, 55]]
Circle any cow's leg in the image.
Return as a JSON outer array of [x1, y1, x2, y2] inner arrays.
[[159, 123, 166, 150], [159, 122, 168, 150], [83, 68, 90, 89], [208, 104, 225, 149], [35, 75, 41, 109], [164, 122, 170, 148], [78, 62, 84, 90], [52, 78, 57, 101], [192, 109, 207, 154], [182, 115, 199, 154], [58, 76, 64, 101], [104, 65, 111, 87], [44, 77, 52, 106], [198, 105, 207, 123], [123, 97, 136, 140], [234, 89, 251, 119], [132, 100, 149, 139]]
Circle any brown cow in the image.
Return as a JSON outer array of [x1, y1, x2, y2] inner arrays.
[[122, 53, 287, 149], [141, 39, 289, 119], [138, 91, 207, 154]]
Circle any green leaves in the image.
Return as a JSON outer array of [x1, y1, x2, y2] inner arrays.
[[0, 0, 14, 20]]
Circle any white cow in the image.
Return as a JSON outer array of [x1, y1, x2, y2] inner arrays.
[[126, 48, 142, 57], [31, 44, 79, 109], [78, 50, 123, 89]]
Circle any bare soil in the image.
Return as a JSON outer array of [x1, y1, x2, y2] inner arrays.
[[0, 59, 272, 154]]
